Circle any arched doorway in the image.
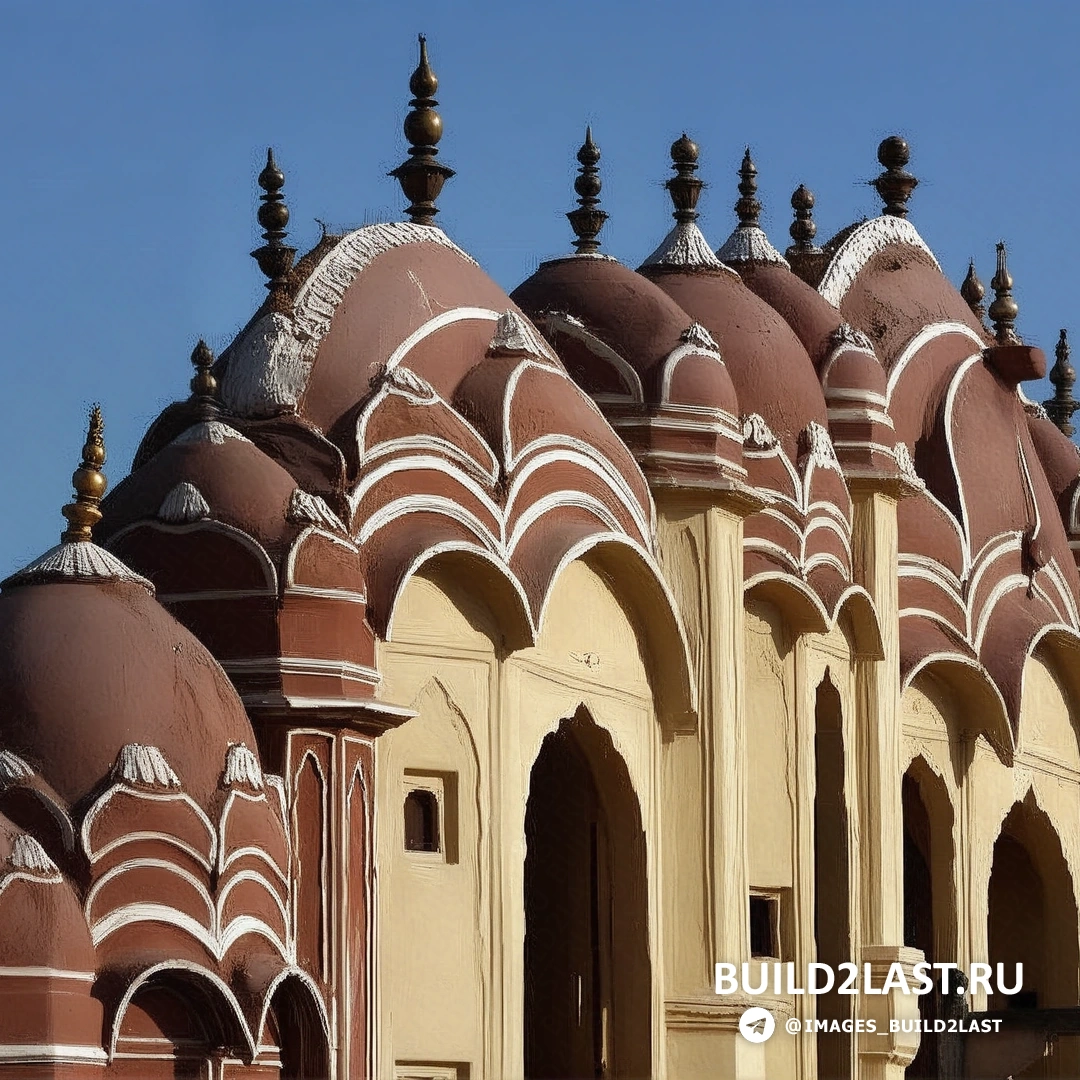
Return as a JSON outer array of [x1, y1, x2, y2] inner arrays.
[[988, 798, 1080, 1077], [902, 762, 955, 1079], [109, 971, 251, 1078], [523, 711, 650, 1079], [269, 975, 332, 1080], [814, 674, 851, 1080]]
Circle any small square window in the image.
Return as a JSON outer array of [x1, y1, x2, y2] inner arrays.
[[402, 771, 458, 863], [750, 892, 781, 959]]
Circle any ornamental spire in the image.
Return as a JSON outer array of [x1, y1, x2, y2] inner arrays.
[[788, 184, 817, 250], [873, 135, 917, 218], [734, 147, 761, 228], [989, 241, 1019, 345], [785, 184, 825, 284], [390, 35, 455, 226], [60, 406, 107, 544], [189, 339, 220, 420], [1045, 329, 1079, 437], [666, 133, 702, 224], [960, 259, 986, 323], [566, 126, 608, 254], [251, 148, 296, 298]]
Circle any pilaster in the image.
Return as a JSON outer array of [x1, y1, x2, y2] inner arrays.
[[850, 483, 922, 1076]]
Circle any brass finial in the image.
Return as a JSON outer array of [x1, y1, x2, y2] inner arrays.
[[61, 406, 107, 544], [873, 135, 917, 217], [786, 184, 825, 284], [189, 339, 220, 420], [1046, 330, 1078, 437], [735, 147, 761, 228], [960, 259, 986, 322], [566, 126, 608, 254], [788, 184, 817, 250], [251, 148, 296, 296], [390, 35, 455, 226], [667, 134, 702, 224], [989, 241, 1019, 344]]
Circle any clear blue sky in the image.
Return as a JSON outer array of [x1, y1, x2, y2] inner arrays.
[[1, 1, 1076, 577]]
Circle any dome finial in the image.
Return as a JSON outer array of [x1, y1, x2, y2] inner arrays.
[[666, 133, 702, 224], [390, 34, 455, 226], [1041, 328, 1075, 434], [60, 405, 107, 544], [786, 183, 825, 284], [566, 126, 608, 254], [989, 241, 1019, 344], [1046, 330, 1079, 437], [189, 339, 220, 420], [960, 259, 986, 323], [873, 135, 917, 217], [251, 148, 296, 298], [788, 184, 817, 249], [735, 147, 761, 228]]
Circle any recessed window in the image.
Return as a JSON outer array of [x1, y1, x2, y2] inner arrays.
[[750, 893, 781, 959], [404, 788, 440, 853], [402, 771, 458, 863]]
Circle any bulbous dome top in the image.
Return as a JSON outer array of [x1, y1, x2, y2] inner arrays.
[[0, 569, 258, 808]]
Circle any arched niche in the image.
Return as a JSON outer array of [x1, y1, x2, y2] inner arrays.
[[383, 558, 505, 659], [534, 543, 695, 735], [264, 972, 332, 1080], [987, 794, 1080, 1076], [523, 708, 650, 1080], [1018, 630, 1080, 769], [903, 659, 1014, 774], [813, 671, 853, 1080], [387, 547, 534, 654], [109, 964, 254, 1076], [902, 756, 956, 1080]]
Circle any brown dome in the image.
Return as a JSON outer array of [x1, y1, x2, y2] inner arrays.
[[0, 572, 257, 808], [735, 261, 844, 367], [641, 262, 828, 456], [101, 420, 303, 562], [512, 255, 739, 417]]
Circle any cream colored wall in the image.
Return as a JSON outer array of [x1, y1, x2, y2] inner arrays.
[[371, 519, 1080, 1080], [901, 647, 1080, 1020], [376, 575, 495, 1080], [375, 556, 665, 1080]]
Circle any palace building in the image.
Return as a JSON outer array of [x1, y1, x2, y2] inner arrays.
[[3, 35, 1080, 1080]]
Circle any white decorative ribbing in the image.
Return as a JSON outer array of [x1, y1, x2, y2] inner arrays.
[[488, 310, 557, 361], [1023, 401, 1051, 422], [799, 421, 842, 473], [222, 223, 474, 416], [0, 751, 32, 786], [171, 421, 251, 447], [742, 413, 778, 450], [894, 442, 921, 483], [717, 225, 790, 267], [818, 216, 941, 307], [294, 223, 474, 344], [2, 543, 154, 594], [680, 323, 721, 352], [287, 489, 347, 535], [542, 309, 584, 330], [829, 322, 877, 355], [222, 743, 264, 791], [9, 834, 58, 875], [113, 744, 181, 790], [371, 363, 439, 403], [158, 482, 210, 524], [640, 222, 738, 274]]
